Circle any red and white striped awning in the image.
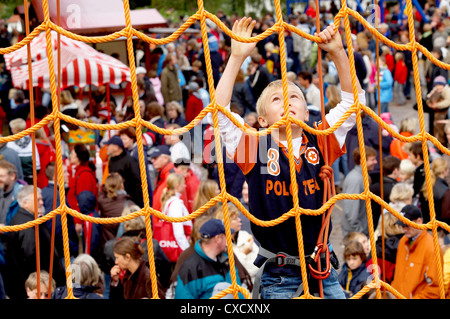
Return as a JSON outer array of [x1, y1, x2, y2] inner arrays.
[[4, 30, 131, 90]]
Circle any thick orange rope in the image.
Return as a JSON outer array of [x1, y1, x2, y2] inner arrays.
[[0, 0, 448, 300]]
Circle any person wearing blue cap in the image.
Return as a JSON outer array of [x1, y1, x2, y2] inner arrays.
[[174, 218, 244, 299], [105, 135, 144, 207]]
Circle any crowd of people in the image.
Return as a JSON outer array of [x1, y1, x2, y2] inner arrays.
[[0, 0, 449, 300]]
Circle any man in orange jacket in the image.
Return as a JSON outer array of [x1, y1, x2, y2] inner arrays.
[[391, 205, 441, 299]]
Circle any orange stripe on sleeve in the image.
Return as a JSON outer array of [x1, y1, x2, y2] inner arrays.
[[231, 126, 259, 175], [315, 119, 346, 166]]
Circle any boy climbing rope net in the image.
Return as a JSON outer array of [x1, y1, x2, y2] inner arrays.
[[215, 17, 365, 299]]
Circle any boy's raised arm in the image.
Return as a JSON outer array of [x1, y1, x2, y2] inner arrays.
[[216, 17, 257, 109], [316, 23, 364, 95], [316, 23, 365, 148], [215, 18, 257, 157]]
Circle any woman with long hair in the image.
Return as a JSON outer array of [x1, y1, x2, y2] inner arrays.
[[109, 236, 165, 299], [97, 173, 135, 247], [192, 178, 221, 216], [421, 157, 449, 223], [154, 173, 192, 264]]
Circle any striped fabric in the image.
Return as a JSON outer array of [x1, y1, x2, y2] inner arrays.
[[4, 30, 130, 90]]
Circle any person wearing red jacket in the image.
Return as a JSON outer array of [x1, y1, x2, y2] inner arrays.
[[393, 52, 408, 105], [382, 45, 395, 74], [67, 144, 98, 230], [184, 82, 204, 123], [35, 128, 55, 189], [149, 145, 188, 213]]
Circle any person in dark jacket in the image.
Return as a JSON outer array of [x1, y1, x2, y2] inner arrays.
[[77, 191, 103, 262], [101, 205, 171, 293], [52, 254, 103, 299], [338, 240, 370, 298], [345, 111, 393, 173], [97, 173, 135, 247], [2, 186, 65, 299], [198, 34, 223, 89], [366, 212, 404, 283], [0, 139, 24, 181], [118, 126, 153, 206], [247, 52, 272, 102], [110, 236, 166, 299], [231, 68, 255, 115], [105, 135, 144, 208], [166, 101, 188, 127], [144, 101, 167, 148], [370, 155, 401, 230], [420, 157, 449, 225], [41, 162, 79, 259]]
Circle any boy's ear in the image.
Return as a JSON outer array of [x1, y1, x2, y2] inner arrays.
[[304, 108, 309, 122], [258, 115, 268, 128]]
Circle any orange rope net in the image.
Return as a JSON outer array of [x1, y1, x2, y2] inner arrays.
[[0, 0, 449, 300]]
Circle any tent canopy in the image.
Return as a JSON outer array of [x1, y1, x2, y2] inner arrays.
[[4, 30, 131, 90], [31, 0, 167, 35]]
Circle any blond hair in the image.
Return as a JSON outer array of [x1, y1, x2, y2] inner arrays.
[[193, 179, 219, 212], [421, 158, 448, 200], [166, 101, 184, 115], [214, 202, 240, 221], [25, 271, 55, 292], [60, 90, 74, 105], [399, 117, 417, 134], [432, 157, 448, 178], [104, 173, 124, 199], [122, 203, 144, 232], [160, 173, 185, 209], [9, 118, 26, 131], [399, 159, 415, 176], [382, 212, 404, 237], [389, 182, 414, 203], [256, 80, 305, 117], [326, 84, 341, 109]]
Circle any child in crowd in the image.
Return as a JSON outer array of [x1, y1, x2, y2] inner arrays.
[[25, 271, 55, 299], [377, 55, 393, 114], [393, 52, 407, 105], [344, 231, 371, 259], [338, 240, 370, 298], [398, 159, 415, 186]]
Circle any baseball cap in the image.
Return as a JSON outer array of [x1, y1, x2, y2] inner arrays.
[[148, 145, 171, 159], [104, 135, 124, 149], [395, 205, 423, 227], [199, 219, 235, 239]]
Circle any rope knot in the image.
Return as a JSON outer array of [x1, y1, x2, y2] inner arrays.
[[319, 165, 333, 182]]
